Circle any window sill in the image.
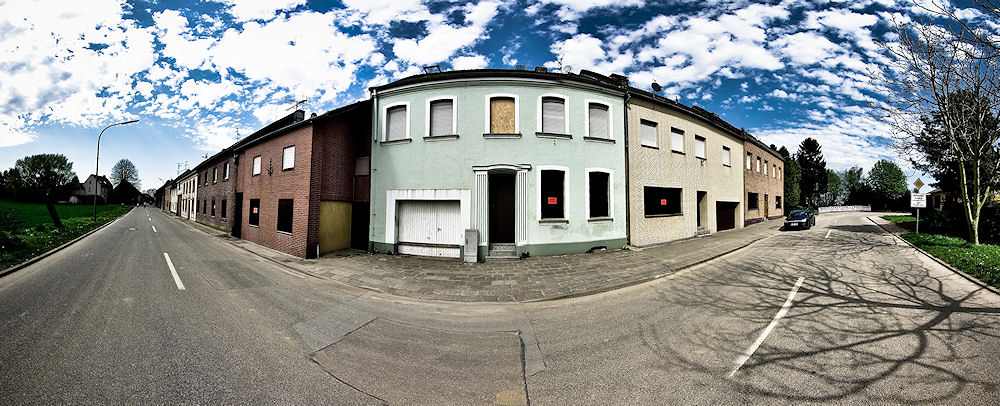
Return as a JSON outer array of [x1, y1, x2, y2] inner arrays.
[[539, 218, 569, 224], [249, 224, 259, 228], [424, 134, 459, 142], [723, 164, 731, 167], [588, 217, 613, 223], [696, 156, 706, 161], [282, 167, 294, 171], [583, 136, 615, 144], [640, 144, 659, 149], [645, 213, 682, 218], [381, 138, 412, 146], [535, 132, 572, 140], [277, 230, 292, 235], [671, 150, 685, 155], [252, 173, 260, 177], [484, 133, 522, 139]]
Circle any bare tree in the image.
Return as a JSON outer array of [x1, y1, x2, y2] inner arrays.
[[870, 2, 1000, 244], [110, 159, 140, 189]]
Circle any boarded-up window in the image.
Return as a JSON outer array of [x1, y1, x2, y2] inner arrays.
[[249, 199, 260, 226], [722, 146, 731, 166], [490, 97, 516, 134], [588, 103, 609, 139], [671, 128, 684, 153], [644, 187, 681, 216], [540, 170, 565, 219], [354, 156, 370, 176], [695, 136, 706, 159], [277, 199, 293, 233], [386, 105, 407, 141], [589, 172, 610, 218], [640, 120, 657, 147], [541, 97, 565, 133], [429, 99, 453, 136]]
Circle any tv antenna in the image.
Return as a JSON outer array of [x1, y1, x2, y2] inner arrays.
[[286, 98, 309, 111]]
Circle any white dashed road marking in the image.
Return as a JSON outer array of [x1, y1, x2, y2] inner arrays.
[[825, 229, 832, 239], [163, 253, 186, 290], [729, 276, 805, 378], [151, 225, 157, 233]]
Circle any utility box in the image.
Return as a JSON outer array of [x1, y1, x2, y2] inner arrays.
[[464, 229, 479, 263]]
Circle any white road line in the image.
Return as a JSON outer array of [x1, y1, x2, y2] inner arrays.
[[834, 218, 839, 224], [162, 253, 186, 290], [825, 229, 832, 239], [151, 225, 157, 233], [147, 217, 151, 222], [729, 276, 805, 378]]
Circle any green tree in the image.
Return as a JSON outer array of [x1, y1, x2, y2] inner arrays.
[[820, 169, 844, 206], [7, 154, 75, 228], [796, 137, 827, 207], [866, 159, 908, 210], [842, 166, 869, 205], [110, 158, 140, 188], [777, 146, 801, 212]]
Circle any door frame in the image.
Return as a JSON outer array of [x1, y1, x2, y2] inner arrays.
[[488, 171, 517, 244]]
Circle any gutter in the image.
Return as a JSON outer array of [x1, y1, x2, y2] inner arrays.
[[623, 90, 632, 247]]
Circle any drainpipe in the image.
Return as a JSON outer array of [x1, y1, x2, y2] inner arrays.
[[369, 88, 379, 253], [623, 89, 632, 248]]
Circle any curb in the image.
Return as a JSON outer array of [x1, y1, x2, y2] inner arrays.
[[0, 208, 132, 278], [867, 216, 1000, 297]]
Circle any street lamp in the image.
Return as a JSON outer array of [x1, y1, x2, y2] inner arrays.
[[94, 119, 139, 221]]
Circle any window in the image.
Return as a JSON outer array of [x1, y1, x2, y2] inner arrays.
[[221, 199, 227, 219], [587, 102, 610, 139], [489, 96, 516, 134], [756, 156, 761, 172], [204, 172, 208, 186], [197, 173, 201, 185], [644, 187, 682, 216], [778, 167, 782, 180], [540, 169, 565, 219], [385, 104, 408, 141], [211, 199, 215, 216], [202, 199, 207, 214], [775, 196, 782, 209], [695, 136, 706, 159], [223, 162, 230, 180], [764, 160, 768, 175], [428, 99, 454, 136], [196, 199, 199, 212], [722, 146, 731, 166], [640, 120, 657, 147], [746, 153, 752, 170], [252, 155, 261, 176], [277, 199, 293, 233], [588, 171, 610, 218], [541, 96, 566, 134], [282, 146, 295, 170], [671, 128, 684, 153], [249, 199, 260, 227], [773, 164, 777, 178], [213, 168, 218, 183], [748, 192, 759, 210]]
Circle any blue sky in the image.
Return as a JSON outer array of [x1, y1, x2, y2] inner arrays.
[[0, 0, 984, 190]]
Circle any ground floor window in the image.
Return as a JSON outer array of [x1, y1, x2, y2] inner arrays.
[[775, 195, 782, 209], [221, 199, 227, 219], [211, 199, 215, 216], [588, 171, 610, 218], [748, 192, 759, 210], [277, 199, 293, 233], [203, 199, 207, 214], [249, 199, 260, 226], [644, 187, 682, 216], [540, 169, 565, 219]]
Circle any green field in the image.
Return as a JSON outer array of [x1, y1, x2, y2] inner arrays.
[[883, 215, 1000, 289], [1, 199, 132, 269]]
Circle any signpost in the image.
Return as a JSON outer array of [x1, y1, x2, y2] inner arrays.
[[910, 192, 927, 234]]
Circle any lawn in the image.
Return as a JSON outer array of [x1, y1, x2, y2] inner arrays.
[[883, 215, 1000, 289], [1, 199, 132, 269]]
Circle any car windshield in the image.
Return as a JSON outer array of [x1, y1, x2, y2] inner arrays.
[[789, 210, 809, 217]]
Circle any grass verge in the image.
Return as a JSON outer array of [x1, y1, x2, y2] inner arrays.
[[883, 215, 1000, 289], [1, 200, 132, 270]]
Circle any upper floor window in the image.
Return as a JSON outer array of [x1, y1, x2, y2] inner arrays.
[[640, 120, 657, 148], [489, 96, 517, 134], [252, 155, 261, 176], [756, 156, 761, 172], [212, 168, 218, 183], [671, 128, 684, 153], [587, 102, 610, 139], [385, 104, 409, 141], [773, 164, 777, 178], [223, 162, 230, 180], [204, 172, 208, 186], [427, 98, 455, 137], [540, 96, 567, 134], [764, 159, 768, 175], [694, 136, 706, 159], [722, 146, 731, 166], [746, 152, 752, 170], [282, 145, 295, 170]]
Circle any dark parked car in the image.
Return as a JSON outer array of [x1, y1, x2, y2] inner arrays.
[[783, 209, 815, 230]]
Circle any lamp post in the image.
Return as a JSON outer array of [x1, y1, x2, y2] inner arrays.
[[94, 119, 139, 221]]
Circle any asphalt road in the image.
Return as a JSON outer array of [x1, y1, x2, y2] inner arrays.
[[1, 209, 998, 405]]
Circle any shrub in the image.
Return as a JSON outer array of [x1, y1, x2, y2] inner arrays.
[[0, 231, 25, 252], [0, 206, 17, 232]]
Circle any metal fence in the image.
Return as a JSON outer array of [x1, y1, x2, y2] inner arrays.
[[818, 205, 872, 213]]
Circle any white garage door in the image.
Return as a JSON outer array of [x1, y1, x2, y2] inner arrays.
[[397, 200, 463, 258]]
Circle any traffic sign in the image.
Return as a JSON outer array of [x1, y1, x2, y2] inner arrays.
[[910, 193, 927, 208], [913, 178, 924, 189]]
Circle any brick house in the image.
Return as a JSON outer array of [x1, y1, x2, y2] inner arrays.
[[743, 135, 784, 225], [234, 101, 371, 258], [194, 148, 238, 232]]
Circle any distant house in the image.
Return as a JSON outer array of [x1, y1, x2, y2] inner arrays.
[[743, 135, 784, 225], [69, 174, 113, 204], [110, 180, 141, 205]]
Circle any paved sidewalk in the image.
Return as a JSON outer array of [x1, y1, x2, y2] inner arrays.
[[189, 215, 783, 302]]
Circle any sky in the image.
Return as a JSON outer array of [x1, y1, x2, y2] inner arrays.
[[0, 0, 989, 191]]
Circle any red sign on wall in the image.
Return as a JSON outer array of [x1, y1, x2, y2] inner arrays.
[[547, 197, 558, 205], [660, 199, 667, 206], [253, 207, 258, 214]]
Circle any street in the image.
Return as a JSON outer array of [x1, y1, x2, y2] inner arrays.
[[2, 208, 999, 404]]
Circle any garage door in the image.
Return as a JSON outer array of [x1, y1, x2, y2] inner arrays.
[[397, 200, 463, 258], [716, 201, 739, 231]]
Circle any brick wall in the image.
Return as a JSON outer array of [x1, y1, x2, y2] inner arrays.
[[743, 141, 784, 225], [195, 154, 238, 232]]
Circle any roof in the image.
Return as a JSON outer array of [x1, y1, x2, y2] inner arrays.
[[231, 99, 370, 153], [370, 68, 627, 94]]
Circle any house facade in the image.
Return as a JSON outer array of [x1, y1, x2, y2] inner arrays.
[[194, 149, 238, 232], [72, 174, 113, 204], [177, 169, 198, 220], [368, 70, 627, 259], [235, 104, 370, 258], [743, 136, 784, 225], [626, 92, 745, 246]]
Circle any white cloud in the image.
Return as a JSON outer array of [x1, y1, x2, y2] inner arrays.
[[452, 55, 490, 70], [540, 0, 644, 20], [391, 2, 501, 66], [218, 0, 307, 21], [341, 0, 431, 25]]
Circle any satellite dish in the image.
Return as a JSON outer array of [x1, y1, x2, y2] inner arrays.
[[651, 82, 662, 92], [563, 65, 573, 73]]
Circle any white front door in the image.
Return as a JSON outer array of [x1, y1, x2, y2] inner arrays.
[[396, 200, 462, 258]]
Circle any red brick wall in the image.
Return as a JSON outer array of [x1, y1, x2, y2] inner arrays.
[[238, 125, 315, 258], [195, 154, 238, 231], [744, 141, 784, 225]]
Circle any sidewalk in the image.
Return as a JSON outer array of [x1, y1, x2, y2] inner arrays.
[[209, 218, 783, 303]]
